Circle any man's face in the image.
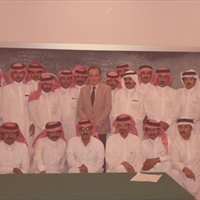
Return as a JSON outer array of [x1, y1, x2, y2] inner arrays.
[[178, 124, 192, 140], [107, 79, 118, 90], [88, 69, 101, 86], [124, 77, 136, 89], [47, 130, 61, 141], [41, 82, 53, 93], [140, 71, 152, 84], [79, 126, 92, 140], [146, 128, 159, 140], [118, 69, 129, 78], [183, 77, 196, 89], [157, 75, 169, 87], [1, 131, 18, 145], [29, 70, 43, 81], [118, 123, 130, 138], [74, 76, 87, 86], [11, 71, 25, 83], [60, 76, 72, 89]]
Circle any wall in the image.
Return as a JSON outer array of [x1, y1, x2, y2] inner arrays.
[[1, 1, 200, 48]]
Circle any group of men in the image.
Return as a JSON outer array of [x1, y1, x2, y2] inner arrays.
[[0, 61, 200, 199]]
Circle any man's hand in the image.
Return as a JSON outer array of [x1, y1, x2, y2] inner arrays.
[[79, 164, 88, 173], [121, 161, 135, 172], [13, 168, 23, 174], [142, 158, 160, 171], [183, 167, 196, 181], [160, 121, 169, 131], [40, 170, 46, 174], [29, 124, 35, 136]]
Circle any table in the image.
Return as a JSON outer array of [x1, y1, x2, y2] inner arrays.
[[0, 173, 194, 199]]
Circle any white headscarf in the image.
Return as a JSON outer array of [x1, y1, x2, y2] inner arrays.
[[121, 70, 138, 89]]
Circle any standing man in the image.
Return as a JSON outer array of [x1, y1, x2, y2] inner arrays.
[[105, 71, 122, 136], [137, 65, 155, 95], [144, 68, 178, 139], [31, 121, 67, 173], [0, 122, 30, 174], [176, 69, 200, 132], [26, 61, 46, 91], [116, 63, 131, 78], [111, 70, 145, 140], [142, 119, 172, 173], [28, 73, 61, 139], [67, 119, 104, 173], [106, 114, 143, 173], [55, 70, 79, 141], [78, 66, 111, 146], [1, 62, 34, 149], [169, 118, 200, 199], [72, 65, 88, 94]]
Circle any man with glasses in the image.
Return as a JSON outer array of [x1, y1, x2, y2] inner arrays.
[[67, 118, 104, 173]]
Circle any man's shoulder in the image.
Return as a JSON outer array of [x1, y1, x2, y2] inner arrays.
[[68, 136, 80, 144]]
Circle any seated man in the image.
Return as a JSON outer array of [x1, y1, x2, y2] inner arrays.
[[67, 118, 104, 173], [169, 118, 200, 199], [0, 122, 30, 174], [106, 114, 143, 173], [31, 121, 67, 173], [142, 119, 172, 173]]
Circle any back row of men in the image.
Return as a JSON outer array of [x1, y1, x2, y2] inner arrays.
[[0, 61, 199, 148]]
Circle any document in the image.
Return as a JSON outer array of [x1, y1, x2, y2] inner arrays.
[[130, 173, 162, 182]]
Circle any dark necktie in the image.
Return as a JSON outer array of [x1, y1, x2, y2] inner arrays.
[[91, 86, 96, 107]]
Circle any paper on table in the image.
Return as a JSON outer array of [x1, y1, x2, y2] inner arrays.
[[130, 173, 162, 182]]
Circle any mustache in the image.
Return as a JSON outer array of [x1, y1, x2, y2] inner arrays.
[[82, 133, 89, 136], [7, 137, 14, 140], [52, 136, 59, 139], [125, 82, 131, 85]]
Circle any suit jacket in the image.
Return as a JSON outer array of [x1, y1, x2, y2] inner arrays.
[[78, 82, 112, 135]]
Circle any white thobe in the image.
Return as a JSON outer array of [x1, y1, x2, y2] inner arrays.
[[67, 136, 104, 173], [74, 84, 86, 97], [55, 87, 78, 141], [106, 133, 143, 172], [144, 86, 179, 139], [0, 141, 30, 174], [31, 137, 67, 173], [107, 88, 120, 138], [176, 87, 200, 133], [1, 82, 33, 147], [111, 88, 145, 140], [142, 136, 172, 173], [28, 91, 61, 139], [137, 82, 155, 95], [27, 80, 39, 92], [169, 134, 200, 199]]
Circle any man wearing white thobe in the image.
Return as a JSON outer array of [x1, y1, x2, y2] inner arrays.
[[137, 65, 155, 95], [1, 63, 34, 150], [169, 118, 200, 199], [31, 121, 67, 173], [106, 114, 143, 173], [72, 66, 88, 95], [105, 71, 122, 137], [28, 73, 61, 139], [144, 68, 179, 139], [0, 122, 30, 174], [176, 69, 200, 133], [55, 70, 79, 141], [112, 70, 145, 140], [142, 119, 172, 173], [67, 119, 104, 173], [26, 61, 46, 91]]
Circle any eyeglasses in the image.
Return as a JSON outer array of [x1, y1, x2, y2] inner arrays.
[[79, 127, 92, 131]]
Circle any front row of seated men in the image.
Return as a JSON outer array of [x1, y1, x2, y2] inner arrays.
[[0, 114, 200, 199]]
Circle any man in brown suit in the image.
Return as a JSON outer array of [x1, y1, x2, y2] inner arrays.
[[78, 66, 112, 146]]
